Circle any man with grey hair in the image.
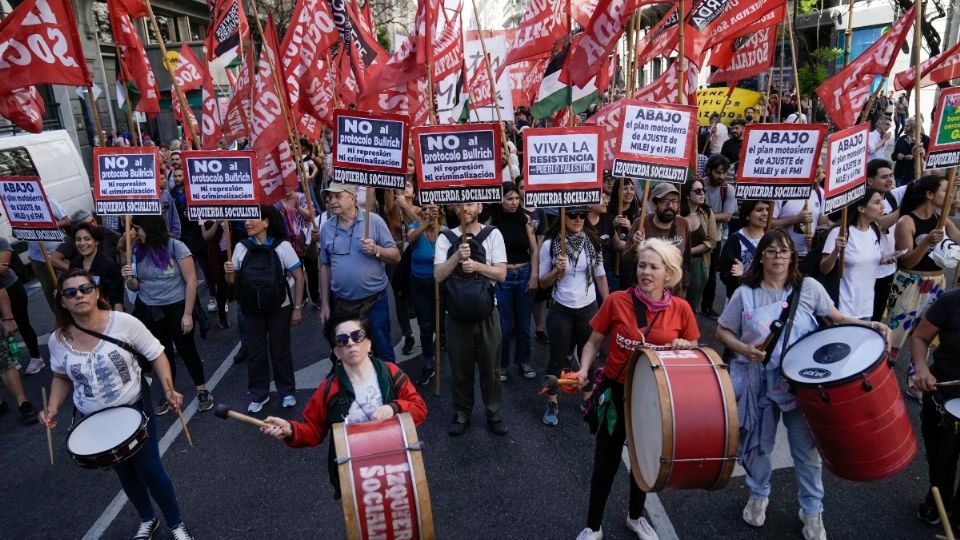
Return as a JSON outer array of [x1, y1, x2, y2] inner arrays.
[[892, 116, 929, 187], [868, 116, 893, 162], [50, 210, 122, 273]]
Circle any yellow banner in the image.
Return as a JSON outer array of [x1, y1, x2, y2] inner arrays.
[[696, 87, 763, 126]]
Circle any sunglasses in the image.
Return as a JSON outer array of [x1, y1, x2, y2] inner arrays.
[[334, 329, 367, 347], [61, 283, 97, 299], [567, 212, 587, 220], [690, 188, 705, 195]]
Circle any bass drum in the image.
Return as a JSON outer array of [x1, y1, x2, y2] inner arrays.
[[333, 412, 434, 540], [625, 347, 739, 492]]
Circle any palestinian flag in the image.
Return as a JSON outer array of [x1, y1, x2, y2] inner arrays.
[[532, 44, 598, 120]]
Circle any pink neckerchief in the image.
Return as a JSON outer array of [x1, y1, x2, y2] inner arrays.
[[633, 286, 672, 312]]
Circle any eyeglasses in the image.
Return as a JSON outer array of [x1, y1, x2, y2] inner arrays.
[[690, 188, 705, 195], [657, 199, 680, 207], [334, 329, 367, 347], [61, 283, 97, 299], [567, 212, 587, 220], [763, 248, 793, 259]]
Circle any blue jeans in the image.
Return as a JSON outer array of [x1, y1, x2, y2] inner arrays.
[[113, 413, 183, 526], [409, 276, 440, 366], [744, 407, 824, 514], [368, 290, 395, 362], [495, 264, 533, 367]]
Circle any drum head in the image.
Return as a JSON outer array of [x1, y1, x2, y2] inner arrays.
[[630, 352, 666, 489], [782, 325, 885, 385], [945, 399, 960, 420], [67, 407, 143, 456]]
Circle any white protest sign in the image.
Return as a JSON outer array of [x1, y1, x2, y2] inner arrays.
[[614, 100, 697, 182], [823, 124, 869, 214], [736, 123, 828, 200], [182, 151, 261, 220], [523, 127, 604, 207], [0, 177, 64, 242]]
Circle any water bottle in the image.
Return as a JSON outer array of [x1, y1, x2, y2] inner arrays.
[[7, 336, 19, 358]]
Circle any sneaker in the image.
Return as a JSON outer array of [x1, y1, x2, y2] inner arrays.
[[248, 396, 270, 413], [402, 335, 416, 355], [742, 496, 768, 527], [499, 368, 508, 382], [799, 509, 827, 540], [487, 418, 509, 436], [448, 416, 469, 436], [156, 396, 171, 416], [170, 523, 195, 540], [416, 366, 436, 386], [543, 401, 559, 426], [206, 298, 217, 312], [536, 330, 550, 344], [133, 517, 159, 540], [24, 357, 45, 375], [520, 363, 536, 379], [282, 395, 297, 408], [18, 401, 38, 426], [917, 499, 941, 525], [626, 516, 659, 540], [576, 527, 602, 540], [197, 390, 214, 412]]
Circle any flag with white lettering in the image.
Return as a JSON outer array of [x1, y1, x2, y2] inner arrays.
[[708, 27, 776, 84], [635, 4, 680, 67], [200, 63, 223, 150], [280, 0, 338, 117], [174, 44, 204, 92], [300, 53, 335, 130], [223, 45, 253, 141], [895, 40, 960, 91], [499, 0, 567, 79], [633, 57, 700, 106], [816, 5, 914, 130], [0, 0, 93, 93], [110, 8, 160, 116], [562, 0, 645, 88], [205, 0, 250, 66], [466, 54, 495, 109], [0, 86, 45, 133], [363, 0, 440, 97], [585, 98, 622, 170], [251, 16, 289, 157], [432, 0, 464, 82]]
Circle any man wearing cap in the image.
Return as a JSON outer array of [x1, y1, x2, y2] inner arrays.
[[318, 183, 401, 362], [50, 211, 122, 273], [641, 183, 691, 297]]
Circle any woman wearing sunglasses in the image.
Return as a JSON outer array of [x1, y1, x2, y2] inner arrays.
[[68, 221, 124, 311], [259, 317, 426, 496], [40, 269, 196, 540], [680, 179, 719, 314], [538, 206, 608, 426], [716, 230, 889, 540], [718, 200, 770, 300], [121, 215, 213, 414]]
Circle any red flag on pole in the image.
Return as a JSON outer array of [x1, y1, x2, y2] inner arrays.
[[708, 27, 777, 84], [498, 0, 568, 79], [204, 0, 250, 65], [895, 40, 960, 91], [174, 44, 204, 92], [280, 0, 338, 111], [200, 63, 223, 150], [0, 86, 45, 133], [223, 45, 254, 141], [250, 16, 289, 157], [111, 9, 160, 116]]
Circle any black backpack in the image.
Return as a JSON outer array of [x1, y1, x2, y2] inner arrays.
[[236, 239, 289, 314], [442, 226, 496, 322]]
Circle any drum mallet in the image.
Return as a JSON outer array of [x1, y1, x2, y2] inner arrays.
[[164, 378, 193, 447], [41, 387, 54, 465], [539, 375, 581, 396], [932, 487, 955, 540], [214, 404, 272, 429]]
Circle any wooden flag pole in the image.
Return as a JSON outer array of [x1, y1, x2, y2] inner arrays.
[[836, 0, 857, 278], [786, 13, 804, 122], [936, 168, 958, 229], [88, 86, 106, 146], [144, 0, 200, 148], [777, 26, 786, 121], [42, 387, 54, 465], [913, 0, 924, 181], [471, 1, 511, 159], [116, 47, 138, 139]]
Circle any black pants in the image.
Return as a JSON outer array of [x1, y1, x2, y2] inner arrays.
[[447, 310, 502, 422], [135, 299, 206, 387], [873, 273, 895, 322], [546, 302, 596, 381], [921, 392, 960, 516], [303, 255, 320, 304], [587, 382, 646, 530], [386, 262, 413, 337], [244, 305, 296, 401], [701, 241, 723, 312], [7, 280, 40, 358]]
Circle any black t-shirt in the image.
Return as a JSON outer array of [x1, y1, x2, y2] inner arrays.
[[925, 289, 960, 397], [892, 134, 931, 180]]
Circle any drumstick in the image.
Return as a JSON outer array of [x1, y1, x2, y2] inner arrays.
[[931, 487, 955, 540], [41, 387, 53, 465], [164, 378, 193, 447], [214, 404, 272, 429], [936, 380, 960, 387]]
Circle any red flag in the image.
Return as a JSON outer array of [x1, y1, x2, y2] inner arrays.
[[708, 27, 776, 84], [816, 5, 915, 129], [509, 58, 547, 108], [200, 63, 223, 150], [499, 0, 568, 79], [280, 0, 338, 112], [0, 86, 45, 133], [205, 0, 250, 65], [336, 48, 360, 106], [174, 44, 204, 92], [223, 45, 254, 141], [407, 77, 429, 126], [585, 98, 622, 170], [364, 0, 441, 97], [346, 0, 389, 96], [596, 54, 617, 95], [466, 55, 495, 109], [0, 0, 93, 93], [697, 0, 784, 51], [895, 40, 960, 91], [111, 10, 160, 116], [251, 16, 289, 157], [171, 86, 199, 146], [432, 1, 463, 81], [562, 0, 643, 88], [257, 140, 299, 205], [112, 0, 147, 19], [300, 54, 335, 129], [635, 5, 680, 67], [633, 57, 700, 105]]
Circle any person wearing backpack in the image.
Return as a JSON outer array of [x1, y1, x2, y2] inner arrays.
[[434, 202, 508, 436], [718, 200, 770, 299], [225, 206, 306, 414]]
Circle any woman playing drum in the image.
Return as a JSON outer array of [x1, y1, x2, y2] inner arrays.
[[38, 269, 195, 540], [574, 239, 699, 540], [259, 317, 427, 495], [716, 230, 890, 540]]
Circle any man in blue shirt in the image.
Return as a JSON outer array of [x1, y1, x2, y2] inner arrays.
[[318, 184, 400, 362]]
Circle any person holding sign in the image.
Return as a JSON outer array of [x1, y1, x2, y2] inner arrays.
[[717, 230, 890, 540], [538, 207, 608, 426], [639, 184, 692, 298]]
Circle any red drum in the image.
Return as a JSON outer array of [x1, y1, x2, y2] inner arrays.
[[332, 412, 434, 540], [782, 324, 917, 481], [625, 347, 739, 492]]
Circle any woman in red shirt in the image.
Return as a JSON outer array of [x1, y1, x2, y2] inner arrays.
[[574, 238, 700, 540]]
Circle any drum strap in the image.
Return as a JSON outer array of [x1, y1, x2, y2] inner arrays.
[[74, 323, 152, 373], [630, 294, 663, 346], [763, 287, 802, 365]]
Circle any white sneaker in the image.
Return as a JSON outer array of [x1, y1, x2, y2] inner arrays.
[[24, 357, 45, 375], [626, 516, 659, 540], [799, 509, 827, 540], [247, 396, 270, 413], [742, 496, 769, 527], [206, 298, 217, 312], [282, 395, 297, 408], [576, 527, 602, 540]]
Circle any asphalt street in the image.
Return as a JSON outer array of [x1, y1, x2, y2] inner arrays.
[[0, 279, 945, 539]]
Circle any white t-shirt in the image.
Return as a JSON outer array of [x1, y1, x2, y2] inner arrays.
[[232, 238, 302, 307], [344, 369, 383, 425], [773, 189, 823, 257], [49, 312, 165, 416], [434, 226, 508, 286], [867, 130, 890, 162], [878, 185, 908, 278], [708, 123, 729, 155], [823, 226, 882, 318], [538, 238, 606, 309]]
